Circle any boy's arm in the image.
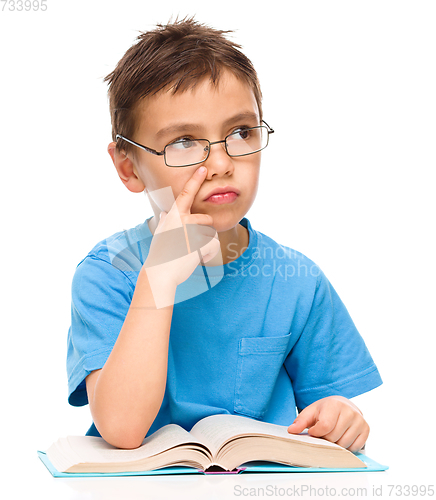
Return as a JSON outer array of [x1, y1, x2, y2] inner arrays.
[[85, 166, 218, 449], [85, 271, 176, 449], [284, 266, 381, 452]]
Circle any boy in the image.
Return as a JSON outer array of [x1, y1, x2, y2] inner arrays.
[[67, 18, 382, 450]]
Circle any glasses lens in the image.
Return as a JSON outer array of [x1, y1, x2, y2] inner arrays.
[[226, 126, 268, 157], [165, 139, 209, 167]]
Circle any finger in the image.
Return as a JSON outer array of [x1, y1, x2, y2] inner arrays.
[[335, 423, 367, 450], [198, 236, 221, 264], [175, 166, 207, 216], [338, 421, 369, 452], [305, 404, 341, 438], [347, 425, 370, 453], [321, 406, 356, 444], [147, 216, 216, 267], [184, 223, 215, 254], [187, 213, 215, 228], [287, 405, 319, 434]]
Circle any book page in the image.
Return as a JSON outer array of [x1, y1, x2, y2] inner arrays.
[[62, 424, 206, 464], [190, 415, 341, 457]]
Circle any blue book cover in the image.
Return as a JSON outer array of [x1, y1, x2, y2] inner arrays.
[[37, 450, 388, 478]]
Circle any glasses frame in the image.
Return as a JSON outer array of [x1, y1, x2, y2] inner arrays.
[[115, 120, 274, 167]]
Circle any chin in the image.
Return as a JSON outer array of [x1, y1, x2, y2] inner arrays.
[[210, 213, 245, 234]]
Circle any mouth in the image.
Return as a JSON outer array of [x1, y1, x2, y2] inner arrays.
[[204, 192, 239, 204], [203, 185, 240, 203]]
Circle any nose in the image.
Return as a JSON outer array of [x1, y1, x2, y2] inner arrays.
[[203, 140, 234, 177]]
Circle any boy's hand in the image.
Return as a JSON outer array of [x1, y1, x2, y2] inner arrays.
[[287, 396, 369, 452], [143, 166, 221, 293]]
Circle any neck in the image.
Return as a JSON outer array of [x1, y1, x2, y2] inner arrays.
[[206, 222, 249, 266]]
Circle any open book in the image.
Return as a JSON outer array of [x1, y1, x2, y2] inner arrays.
[[45, 414, 368, 474]]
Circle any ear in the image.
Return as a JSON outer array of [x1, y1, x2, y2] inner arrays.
[[107, 142, 145, 193]]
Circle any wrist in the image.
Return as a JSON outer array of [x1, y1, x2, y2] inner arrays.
[[139, 265, 177, 309]]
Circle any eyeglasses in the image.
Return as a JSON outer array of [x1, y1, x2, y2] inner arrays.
[[116, 120, 274, 167]]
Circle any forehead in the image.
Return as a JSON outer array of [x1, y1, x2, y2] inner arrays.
[[134, 71, 259, 138]]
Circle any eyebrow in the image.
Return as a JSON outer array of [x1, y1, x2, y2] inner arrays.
[[155, 123, 202, 140], [155, 111, 260, 140], [224, 112, 260, 127]]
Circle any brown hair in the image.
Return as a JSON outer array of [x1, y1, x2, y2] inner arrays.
[[104, 17, 263, 153]]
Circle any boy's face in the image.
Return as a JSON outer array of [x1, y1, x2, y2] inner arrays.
[[115, 70, 261, 234]]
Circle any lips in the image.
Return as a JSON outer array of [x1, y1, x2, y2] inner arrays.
[[203, 185, 240, 201]]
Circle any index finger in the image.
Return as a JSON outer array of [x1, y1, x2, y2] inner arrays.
[[174, 166, 207, 215], [287, 405, 318, 434]]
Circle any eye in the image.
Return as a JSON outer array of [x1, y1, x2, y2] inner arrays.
[[230, 127, 252, 141], [168, 137, 196, 150]]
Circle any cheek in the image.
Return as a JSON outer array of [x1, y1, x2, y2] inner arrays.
[[145, 173, 192, 213], [246, 160, 261, 190]]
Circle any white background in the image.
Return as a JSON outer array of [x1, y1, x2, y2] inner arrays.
[[1, 1, 435, 498]]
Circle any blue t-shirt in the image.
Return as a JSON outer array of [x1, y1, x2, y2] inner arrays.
[[67, 216, 382, 437]]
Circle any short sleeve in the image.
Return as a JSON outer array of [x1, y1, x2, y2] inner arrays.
[[67, 255, 135, 406], [284, 269, 382, 410]]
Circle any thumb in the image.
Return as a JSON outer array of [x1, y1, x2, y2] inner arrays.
[[287, 405, 318, 434]]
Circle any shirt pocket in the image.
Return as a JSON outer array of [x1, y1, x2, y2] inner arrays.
[[234, 333, 291, 419]]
